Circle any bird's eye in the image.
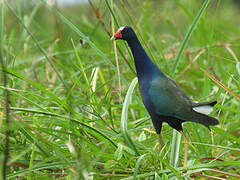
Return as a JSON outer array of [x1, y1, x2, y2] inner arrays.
[[122, 28, 128, 34]]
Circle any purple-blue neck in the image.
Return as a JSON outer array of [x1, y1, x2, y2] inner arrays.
[[126, 34, 163, 80]]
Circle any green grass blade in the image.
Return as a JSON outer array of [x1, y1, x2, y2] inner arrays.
[[7, 161, 71, 179], [27, 144, 36, 180], [236, 62, 240, 76], [163, 159, 184, 180], [6, 2, 67, 88], [191, 142, 240, 151], [133, 154, 146, 180], [211, 126, 240, 144], [17, 2, 41, 50], [122, 161, 240, 180], [121, 77, 139, 156], [170, 130, 181, 167], [0, 2, 11, 179], [170, 0, 211, 76], [19, 128, 50, 157], [40, 0, 128, 85], [4, 69, 70, 111], [2, 107, 117, 149], [104, 0, 119, 27]]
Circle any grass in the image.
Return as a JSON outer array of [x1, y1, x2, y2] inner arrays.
[[0, 0, 240, 179]]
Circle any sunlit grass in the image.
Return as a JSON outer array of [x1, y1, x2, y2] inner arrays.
[[0, 0, 240, 179]]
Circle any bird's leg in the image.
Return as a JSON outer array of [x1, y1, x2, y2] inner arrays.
[[181, 131, 189, 167], [158, 133, 162, 153]]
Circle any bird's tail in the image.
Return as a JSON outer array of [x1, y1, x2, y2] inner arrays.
[[190, 100, 219, 127], [191, 111, 219, 128], [192, 101, 217, 115], [192, 100, 217, 107]]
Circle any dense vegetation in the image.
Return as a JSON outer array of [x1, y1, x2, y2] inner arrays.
[[0, 0, 240, 179]]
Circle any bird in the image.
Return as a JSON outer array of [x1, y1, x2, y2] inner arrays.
[[111, 26, 219, 166]]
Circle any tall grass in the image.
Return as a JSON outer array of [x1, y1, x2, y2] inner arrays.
[[0, 0, 240, 179]]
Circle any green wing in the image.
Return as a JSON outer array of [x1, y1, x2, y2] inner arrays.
[[148, 76, 193, 120]]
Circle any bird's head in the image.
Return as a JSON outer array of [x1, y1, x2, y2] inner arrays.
[[111, 26, 135, 41]]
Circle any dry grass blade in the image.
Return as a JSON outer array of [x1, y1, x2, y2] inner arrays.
[[225, 44, 239, 63], [209, 151, 229, 163], [191, 173, 226, 180], [88, 0, 110, 36], [209, 169, 240, 178], [201, 68, 240, 101], [179, 49, 205, 76], [191, 168, 240, 179], [111, 0, 122, 102]]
